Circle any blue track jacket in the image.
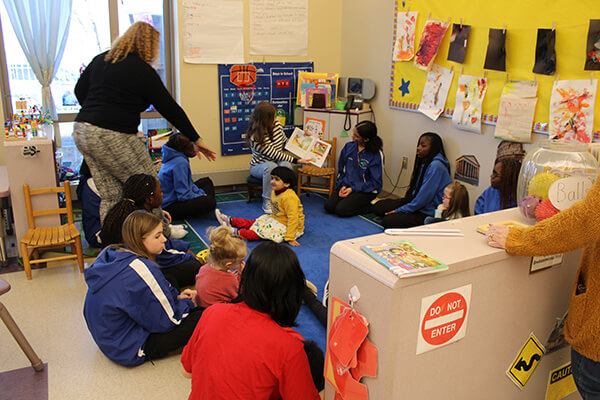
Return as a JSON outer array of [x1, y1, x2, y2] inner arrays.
[[396, 153, 452, 217], [159, 144, 205, 208], [336, 142, 383, 194], [83, 246, 194, 366], [157, 238, 197, 268]]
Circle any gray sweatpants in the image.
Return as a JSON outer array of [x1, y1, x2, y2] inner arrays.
[[73, 122, 158, 223]]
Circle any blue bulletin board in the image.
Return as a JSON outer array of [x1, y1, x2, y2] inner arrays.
[[218, 62, 314, 155]]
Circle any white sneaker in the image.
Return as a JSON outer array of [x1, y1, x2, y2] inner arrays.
[[215, 209, 231, 228], [262, 199, 273, 214], [322, 280, 329, 307], [169, 225, 187, 239], [170, 224, 187, 229]]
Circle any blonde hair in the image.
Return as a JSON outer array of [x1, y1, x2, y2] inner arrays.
[[207, 226, 247, 267], [122, 210, 163, 261], [105, 21, 160, 64]]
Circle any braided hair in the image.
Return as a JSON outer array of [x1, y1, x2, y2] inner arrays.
[[101, 174, 157, 246], [406, 132, 450, 201]]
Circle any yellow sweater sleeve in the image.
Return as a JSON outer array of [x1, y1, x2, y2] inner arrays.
[[506, 178, 600, 256], [281, 193, 302, 242]]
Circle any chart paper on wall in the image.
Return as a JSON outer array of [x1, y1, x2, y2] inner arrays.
[[250, 0, 308, 56]]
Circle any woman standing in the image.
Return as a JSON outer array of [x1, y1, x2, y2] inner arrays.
[[73, 22, 215, 222]]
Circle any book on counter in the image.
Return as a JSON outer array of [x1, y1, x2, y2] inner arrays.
[[361, 241, 448, 278]]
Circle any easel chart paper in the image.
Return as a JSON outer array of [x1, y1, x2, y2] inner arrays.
[[250, 0, 308, 56], [183, 0, 243, 64], [418, 64, 454, 121]]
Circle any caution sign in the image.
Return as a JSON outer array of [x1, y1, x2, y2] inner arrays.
[[545, 362, 577, 400], [507, 333, 546, 388], [417, 284, 471, 354]]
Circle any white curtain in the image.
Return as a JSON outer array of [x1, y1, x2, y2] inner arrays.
[[3, 0, 72, 133]]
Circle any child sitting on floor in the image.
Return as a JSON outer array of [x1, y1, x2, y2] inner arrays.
[[215, 166, 305, 246], [195, 226, 247, 308], [475, 158, 521, 215], [425, 182, 471, 224]]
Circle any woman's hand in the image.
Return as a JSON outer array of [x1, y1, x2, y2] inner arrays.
[[178, 289, 197, 300], [339, 186, 352, 198], [195, 140, 217, 161], [437, 204, 447, 211], [486, 225, 510, 249], [288, 240, 300, 247], [297, 158, 312, 165], [385, 210, 397, 216], [163, 210, 172, 223], [181, 365, 192, 379]]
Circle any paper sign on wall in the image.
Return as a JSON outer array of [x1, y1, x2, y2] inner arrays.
[[545, 362, 577, 400], [506, 333, 546, 389], [417, 284, 471, 354]]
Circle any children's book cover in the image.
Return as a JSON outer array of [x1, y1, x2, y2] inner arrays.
[[361, 241, 448, 278]]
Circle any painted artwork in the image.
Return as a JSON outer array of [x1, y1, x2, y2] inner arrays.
[[452, 75, 488, 133], [447, 24, 471, 64], [418, 64, 454, 121], [585, 19, 600, 71], [549, 79, 598, 143], [533, 28, 556, 75], [484, 28, 506, 71], [392, 11, 418, 62], [414, 18, 449, 71], [495, 80, 539, 143]]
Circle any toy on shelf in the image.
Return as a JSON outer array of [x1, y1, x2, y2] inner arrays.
[[4, 101, 53, 140], [517, 140, 599, 221]]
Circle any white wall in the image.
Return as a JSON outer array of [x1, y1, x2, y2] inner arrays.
[[338, 0, 544, 209]]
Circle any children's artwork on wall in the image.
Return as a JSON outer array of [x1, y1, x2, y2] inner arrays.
[[447, 23, 471, 64], [494, 80, 539, 143], [496, 140, 526, 162], [452, 75, 488, 133], [549, 79, 598, 143], [392, 11, 418, 62], [533, 28, 556, 75], [585, 20, 600, 71], [484, 28, 506, 71], [454, 155, 480, 186], [414, 18, 449, 71], [418, 64, 454, 121]]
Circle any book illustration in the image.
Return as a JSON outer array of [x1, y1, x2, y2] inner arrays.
[[476, 220, 528, 235], [361, 241, 448, 278], [285, 127, 331, 168], [304, 118, 326, 138]]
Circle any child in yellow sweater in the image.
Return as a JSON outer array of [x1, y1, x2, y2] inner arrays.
[[216, 166, 305, 246]]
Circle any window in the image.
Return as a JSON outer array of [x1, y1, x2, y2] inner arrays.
[[0, 0, 173, 172]]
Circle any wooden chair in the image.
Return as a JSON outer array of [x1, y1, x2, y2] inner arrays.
[[246, 174, 262, 203], [297, 137, 337, 197], [20, 181, 84, 280]]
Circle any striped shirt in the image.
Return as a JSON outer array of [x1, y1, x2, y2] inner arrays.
[[249, 121, 296, 166]]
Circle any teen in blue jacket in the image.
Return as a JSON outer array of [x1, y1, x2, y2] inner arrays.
[[84, 211, 203, 367], [474, 158, 521, 215], [325, 121, 384, 217], [373, 132, 452, 228], [159, 133, 216, 220]]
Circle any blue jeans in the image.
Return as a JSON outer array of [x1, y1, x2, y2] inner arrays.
[[571, 348, 600, 399], [249, 161, 293, 200]]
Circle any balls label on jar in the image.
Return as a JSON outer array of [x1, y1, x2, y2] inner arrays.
[[548, 177, 593, 210]]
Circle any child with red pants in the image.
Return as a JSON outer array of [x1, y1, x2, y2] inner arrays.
[[215, 166, 304, 246]]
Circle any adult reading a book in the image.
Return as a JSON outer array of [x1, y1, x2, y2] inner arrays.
[[486, 178, 600, 399], [474, 158, 521, 215], [247, 102, 310, 214], [324, 121, 384, 217], [73, 21, 216, 223], [373, 132, 452, 228]]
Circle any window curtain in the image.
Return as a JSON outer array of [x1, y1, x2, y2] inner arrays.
[[3, 0, 72, 144]]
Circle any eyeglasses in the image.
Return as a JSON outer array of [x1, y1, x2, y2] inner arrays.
[[443, 193, 451, 199], [491, 171, 502, 178]]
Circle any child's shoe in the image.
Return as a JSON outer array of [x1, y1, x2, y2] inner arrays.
[[215, 209, 231, 228], [169, 225, 187, 239], [262, 199, 273, 214]]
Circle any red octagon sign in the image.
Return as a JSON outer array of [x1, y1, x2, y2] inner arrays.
[[421, 292, 467, 346]]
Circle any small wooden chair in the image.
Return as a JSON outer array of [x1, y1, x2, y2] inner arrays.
[[20, 181, 84, 280], [297, 137, 337, 197], [246, 175, 262, 203]]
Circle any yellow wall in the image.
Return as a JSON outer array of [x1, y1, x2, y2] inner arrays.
[[174, 0, 343, 175]]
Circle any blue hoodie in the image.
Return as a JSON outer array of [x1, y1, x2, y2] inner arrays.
[[396, 153, 452, 217], [336, 142, 383, 194], [83, 246, 193, 366], [157, 238, 198, 268], [474, 186, 516, 215], [159, 144, 205, 208]]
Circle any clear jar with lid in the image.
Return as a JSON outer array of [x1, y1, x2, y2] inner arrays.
[[517, 140, 599, 221]]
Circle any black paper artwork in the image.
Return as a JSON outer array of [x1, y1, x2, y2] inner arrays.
[[447, 24, 471, 63], [533, 29, 556, 75], [484, 28, 506, 71], [585, 19, 600, 71]]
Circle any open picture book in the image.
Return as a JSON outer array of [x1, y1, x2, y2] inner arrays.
[[285, 127, 332, 168], [361, 241, 449, 278]]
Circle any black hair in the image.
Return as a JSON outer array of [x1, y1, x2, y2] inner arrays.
[[235, 242, 305, 327], [355, 120, 383, 154], [165, 132, 194, 156], [100, 174, 157, 247], [406, 132, 450, 201], [496, 158, 521, 209], [271, 166, 296, 188]]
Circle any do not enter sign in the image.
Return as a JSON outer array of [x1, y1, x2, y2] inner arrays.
[[417, 284, 472, 354]]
